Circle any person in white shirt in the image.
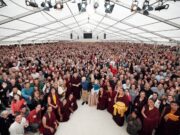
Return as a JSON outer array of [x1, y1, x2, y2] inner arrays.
[[9, 114, 24, 135]]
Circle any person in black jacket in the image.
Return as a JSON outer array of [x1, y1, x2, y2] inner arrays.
[[0, 110, 15, 135]]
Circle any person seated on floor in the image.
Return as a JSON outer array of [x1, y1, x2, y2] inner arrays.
[[11, 94, 26, 115], [97, 87, 108, 110], [9, 114, 24, 135], [61, 99, 72, 122], [42, 106, 58, 135], [27, 104, 42, 133], [67, 93, 78, 112], [126, 111, 142, 135]]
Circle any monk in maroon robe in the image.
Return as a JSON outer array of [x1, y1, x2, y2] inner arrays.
[[113, 88, 129, 126], [107, 87, 117, 114], [61, 99, 71, 122], [42, 106, 58, 135], [65, 74, 72, 99], [97, 88, 108, 110], [141, 98, 160, 135], [67, 93, 78, 111], [160, 101, 180, 135], [71, 73, 81, 100], [48, 88, 63, 122]]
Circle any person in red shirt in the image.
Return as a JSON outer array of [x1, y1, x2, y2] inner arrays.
[[27, 104, 41, 133], [11, 94, 26, 115]]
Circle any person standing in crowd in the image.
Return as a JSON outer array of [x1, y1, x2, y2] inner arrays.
[[97, 87, 108, 110], [113, 88, 129, 126], [71, 72, 81, 100], [81, 77, 89, 105], [141, 98, 160, 135], [157, 101, 180, 135], [107, 86, 117, 114]]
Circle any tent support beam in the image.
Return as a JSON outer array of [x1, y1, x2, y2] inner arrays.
[[20, 20, 88, 41], [90, 20, 154, 42], [96, 12, 179, 43], [111, 0, 180, 29], [0, 13, 81, 41], [90, 22, 144, 42]]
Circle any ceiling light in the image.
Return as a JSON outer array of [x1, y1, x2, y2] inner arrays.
[[25, 0, 38, 8], [54, 1, 63, 9], [78, 0, 87, 12], [104, 0, 114, 14], [94, 2, 99, 9], [0, 0, 7, 8], [41, 0, 53, 11], [142, 0, 153, 11], [155, 3, 169, 11], [131, 0, 141, 12]]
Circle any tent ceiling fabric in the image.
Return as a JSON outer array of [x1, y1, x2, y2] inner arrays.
[[0, 0, 180, 45]]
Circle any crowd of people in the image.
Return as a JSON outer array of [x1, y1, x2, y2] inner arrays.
[[0, 42, 179, 135]]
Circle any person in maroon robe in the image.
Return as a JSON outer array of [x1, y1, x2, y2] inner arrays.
[[107, 86, 117, 114], [141, 98, 160, 135], [71, 72, 81, 100], [47, 88, 63, 122], [65, 73, 72, 99], [42, 106, 58, 135], [67, 93, 78, 111], [157, 101, 180, 135], [27, 104, 41, 132], [113, 88, 130, 126], [97, 87, 108, 110], [61, 99, 71, 122]]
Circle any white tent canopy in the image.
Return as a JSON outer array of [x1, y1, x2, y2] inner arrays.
[[0, 0, 180, 45]]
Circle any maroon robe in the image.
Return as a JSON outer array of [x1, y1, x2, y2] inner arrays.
[[68, 97, 78, 111], [113, 94, 129, 126], [97, 90, 108, 110], [71, 77, 81, 100], [107, 91, 117, 114], [42, 112, 56, 135], [61, 102, 71, 122], [141, 106, 160, 135], [65, 78, 72, 99], [161, 108, 180, 135], [48, 94, 63, 121]]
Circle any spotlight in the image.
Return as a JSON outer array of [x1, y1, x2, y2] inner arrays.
[[41, 0, 53, 11], [0, 0, 7, 8], [25, 0, 38, 8], [155, 3, 169, 11], [78, 0, 87, 12], [142, 0, 153, 11], [54, 1, 63, 9], [94, 2, 99, 9], [131, 0, 141, 12], [104, 0, 114, 14]]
